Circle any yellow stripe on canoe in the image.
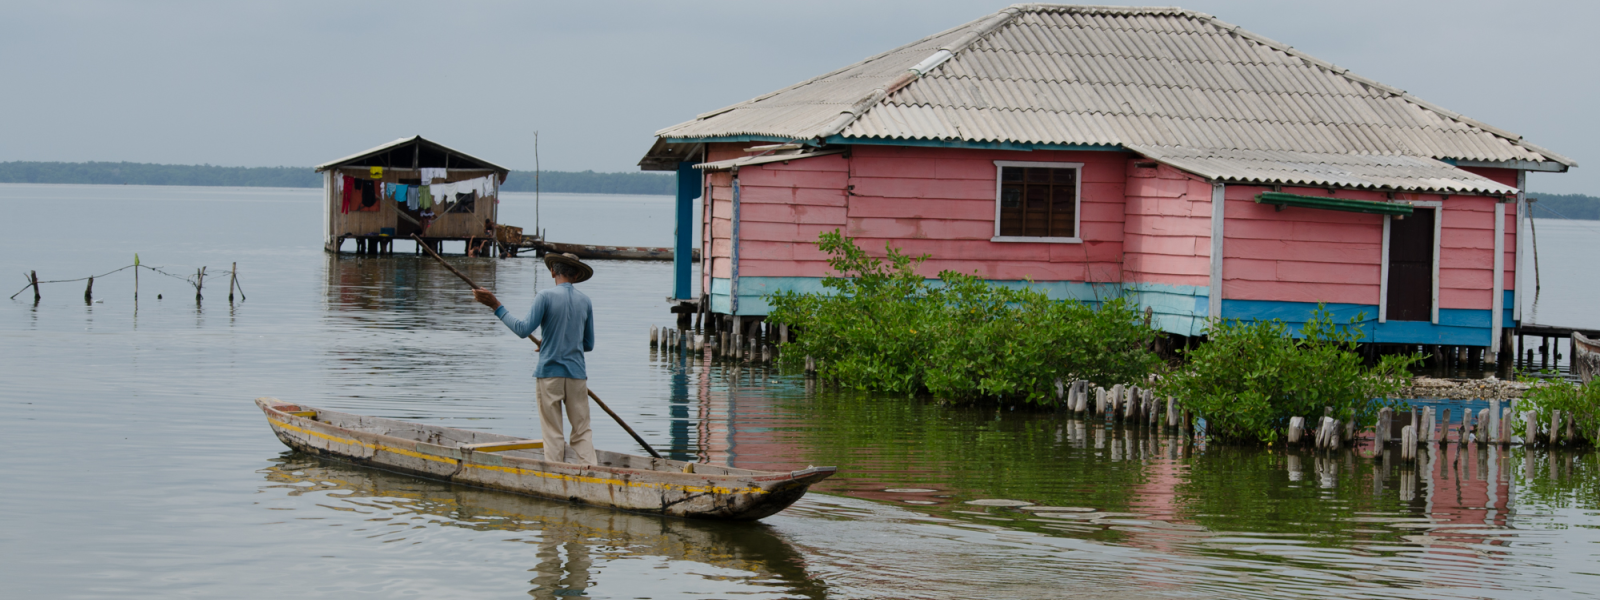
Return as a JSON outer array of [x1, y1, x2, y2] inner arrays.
[[267, 416, 768, 496]]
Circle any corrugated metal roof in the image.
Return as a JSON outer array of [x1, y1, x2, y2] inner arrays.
[[1128, 145, 1520, 195], [652, 4, 1573, 169]]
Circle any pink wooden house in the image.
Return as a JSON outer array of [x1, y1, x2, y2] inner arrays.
[[639, 5, 1573, 357]]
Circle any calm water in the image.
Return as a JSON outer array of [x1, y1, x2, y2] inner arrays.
[[3, 183, 1599, 599]]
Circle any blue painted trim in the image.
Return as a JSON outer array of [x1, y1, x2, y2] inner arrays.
[[1125, 282, 1211, 337], [1217, 299, 1496, 346], [1502, 290, 1516, 328], [824, 136, 1123, 153], [672, 162, 700, 300]]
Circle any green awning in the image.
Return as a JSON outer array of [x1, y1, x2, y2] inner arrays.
[[1254, 192, 1414, 216]]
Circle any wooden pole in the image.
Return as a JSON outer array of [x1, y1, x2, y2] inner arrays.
[[30, 270, 39, 302], [195, 267, 205, 301], [229, 262, 237, 303], [412, 234, 661, 459], [84, 276, 93, 304]]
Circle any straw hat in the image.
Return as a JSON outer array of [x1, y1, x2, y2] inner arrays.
[[543, 252, 593, 283]]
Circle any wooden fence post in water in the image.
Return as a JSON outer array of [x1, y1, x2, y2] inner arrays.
[[1288, 416, 1304, 444], [1477, 409, 1490, 442], [1440, 408, 1451, 444], [1523, 410, 1538, 445], [229, 262, 238, 303], [649, 326, 658, 346], [1166, 397, 1178, 429], [1488, 400, 1501, 444], [1377, 408, 1392, 445], [194, 267, 206, 301], [84, 276, 93, 304], [1400, 425, 1417, 461], [1095, 387, 1107, 415], [29, 271, 40, 302], [1551, 410, 1562, 446]]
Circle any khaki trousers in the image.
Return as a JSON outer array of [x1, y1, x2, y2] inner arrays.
[[537, 377, 596, 465]]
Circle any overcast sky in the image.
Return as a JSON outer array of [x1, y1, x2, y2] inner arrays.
[[2, 0, 1594, 193]]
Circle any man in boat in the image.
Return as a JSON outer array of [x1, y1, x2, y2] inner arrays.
[[472, 253, 597, 465]]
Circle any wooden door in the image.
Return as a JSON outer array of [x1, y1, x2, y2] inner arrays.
[[1386, 208, 1434, 321]]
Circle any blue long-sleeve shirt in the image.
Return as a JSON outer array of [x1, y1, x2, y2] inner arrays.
[[494, 283, 595, 379]]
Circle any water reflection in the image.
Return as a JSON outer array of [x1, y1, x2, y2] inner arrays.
[[262, 453, 826, 599], [641, 344, 1600, 596]]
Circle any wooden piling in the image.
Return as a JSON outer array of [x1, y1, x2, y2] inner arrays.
[[1288, 416, 1305, 444], [1551, 410, 1563, 445], [1440, 408, 1451, 443], [229, 262, 238, 303], [84, 276, 93, 303], [1477, 409, 1489, 441], [1523, 410, 1539, 445], [1400, 425, 1417, 461], [650, 326, 658, 346], [29, 270, 39, 302], [804, 355, 815, 373], [1377, 407, 1393, 445], [1488, 400, 1501, 444], [1095, 387, 1107, 415], [1166, 397, 1178, 428], [195, 267, 206, 301]]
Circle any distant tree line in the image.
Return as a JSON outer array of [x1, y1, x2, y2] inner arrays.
[[0, 161, 675, 195], [1527, 192, 1600, 220], [4, 161, 1599, 211]]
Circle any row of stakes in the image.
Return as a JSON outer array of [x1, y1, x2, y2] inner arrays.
[[17, 261, 244, 305], [1287, 399, 1593, 462], [649, 326, 788, 366]]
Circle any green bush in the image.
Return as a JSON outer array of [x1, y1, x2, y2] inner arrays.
[[766, 231, 1160, 404], [1515, 378, 1600, 443], [1157, 307, 1417, 444]]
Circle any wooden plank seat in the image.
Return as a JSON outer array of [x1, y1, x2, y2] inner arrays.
[[459, 439, 544, 453]]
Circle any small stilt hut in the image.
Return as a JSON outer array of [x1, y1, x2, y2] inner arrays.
[[316, 136, 513, 255]]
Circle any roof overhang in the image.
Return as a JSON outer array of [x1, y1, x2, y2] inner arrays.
[[694, 148, 846, 172], [1130, 146, 1519, 196], [638, 138, 707, 172]]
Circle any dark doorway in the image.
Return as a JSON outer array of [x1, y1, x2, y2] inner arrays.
[[1386, 208, 1435, 322]]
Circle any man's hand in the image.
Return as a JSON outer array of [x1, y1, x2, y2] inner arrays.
[[472, 288, 501, 310]]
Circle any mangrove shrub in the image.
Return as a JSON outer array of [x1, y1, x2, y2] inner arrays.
[[766, 231, 1159, 404], [1158, 307, 1417, 444], [1515, 377, 1599, 444]]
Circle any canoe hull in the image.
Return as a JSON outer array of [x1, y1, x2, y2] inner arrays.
[[1574, 332, 1600, 385], [258, 398, 831, 521]]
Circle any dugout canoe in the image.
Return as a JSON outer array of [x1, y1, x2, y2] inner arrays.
[[255, 397, 835, 520], [1574, 332, 1600, 385]]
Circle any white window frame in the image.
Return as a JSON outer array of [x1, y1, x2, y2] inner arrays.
[[1378, 200, 1443, 325], [992, 160, 1084, 243]]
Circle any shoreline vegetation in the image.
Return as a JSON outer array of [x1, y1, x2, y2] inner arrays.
[[0, 161, 675, 196]]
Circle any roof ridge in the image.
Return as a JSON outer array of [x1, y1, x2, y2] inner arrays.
[[813, 6, 1025, 140], [657, 17, 986, 135], [1174, 7, 1575, 166]]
